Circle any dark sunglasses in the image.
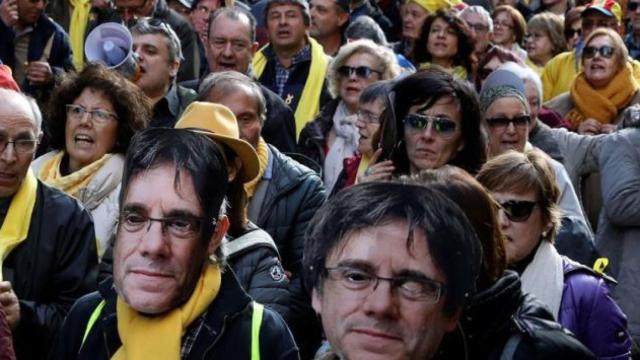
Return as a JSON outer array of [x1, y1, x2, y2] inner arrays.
[[564, 28, 581, 38], [498, 200, 538, 222], [629, 1, 640, 11], [583, 45, 615, 60], [485, 115, 531, 129], [403, 113, 457, 138], [337, 66, 382, 79]]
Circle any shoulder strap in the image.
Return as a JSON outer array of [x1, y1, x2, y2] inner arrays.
[[500, 333, 523, 360], [251, 302, 264, 360], [224, 229, 280, 258], [81, 299, 106, 348]]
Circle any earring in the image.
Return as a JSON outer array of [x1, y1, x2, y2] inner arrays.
[[542, 231, 548, 238]]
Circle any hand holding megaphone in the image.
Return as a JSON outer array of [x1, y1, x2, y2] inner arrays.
[[85, 23, 141, 81]]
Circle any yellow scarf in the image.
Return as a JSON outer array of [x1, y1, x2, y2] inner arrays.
[[0, 169, 38, 281], [114, 262, 221, 360], [38, 151, 111, 198], [68, 0, 91, 70], [253, 37, 329, 140], [244, 137, 269, 200], [566, 63, 639, 128]]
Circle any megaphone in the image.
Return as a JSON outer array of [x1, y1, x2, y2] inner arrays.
[[85, 23, 140, 80]]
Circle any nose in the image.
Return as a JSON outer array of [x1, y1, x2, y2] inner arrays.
[[0, 143, 17, 164], [497, 208, 510, 228], [505, 121, 516, 133], [222, 41, 233, 56], [138, 221, 171, 259], [361, 280, 398, 318]]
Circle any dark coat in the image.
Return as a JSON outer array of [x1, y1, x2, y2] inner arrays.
[[297, 98, 340, 173], [2, 182, 98, 360], [50, 269, 299, 360], [150, 83, 197, 128], [435, 271, 596, 360]]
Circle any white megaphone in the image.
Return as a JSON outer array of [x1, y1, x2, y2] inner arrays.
[[85, 22, 140, 80]]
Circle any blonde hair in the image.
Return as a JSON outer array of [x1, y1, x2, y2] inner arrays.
[[582, 28, 629, 71], [527, 12, 566, 57]]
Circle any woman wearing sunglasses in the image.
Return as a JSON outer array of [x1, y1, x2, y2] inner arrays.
[[412, 10, 475, 80], [477, 149, 632, 359], [546, 28, 640, 135], [298, 39, 400, 193]]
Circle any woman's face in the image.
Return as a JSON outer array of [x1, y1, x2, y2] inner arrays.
[[492, 189, 551, 264], [485, 97, 531, 157], [403, 95, 464, 173], [65, 88, 119, 172], [427, 17, 459, 64], [526, 30, 555, 64], [493, 11, 516, 46], [339, 52, 383, 113], [565, 19, 581, 50], [356, 99, 384, 156], [583, 35, 619, 89]]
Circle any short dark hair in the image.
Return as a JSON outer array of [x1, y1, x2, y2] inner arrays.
[[345, 15, 388, 46], [378, 68, 487, 175], [359, 80, 393, 105], [47, 65, 150, 154], [207, 6, 257, 43], [120, 128, 229, 249], [303, 182, 482, 316]]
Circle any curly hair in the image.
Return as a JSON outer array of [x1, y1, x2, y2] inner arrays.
[[413, 10, 475, 76], [47, 65, 151, 154]]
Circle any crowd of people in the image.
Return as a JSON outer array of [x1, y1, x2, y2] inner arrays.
[[0, 0, 639, 357]]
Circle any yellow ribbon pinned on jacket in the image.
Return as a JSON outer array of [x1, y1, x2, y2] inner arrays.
[[69, 0, 91, 70], [253, 37, 329, 140], [0, 169, 38, 281], [113, 262, 221, 360], [593, 257, 609, 275]]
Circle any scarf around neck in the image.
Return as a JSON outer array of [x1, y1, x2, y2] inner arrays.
[[567, 62, 639, 128], [114, 262, 222, 360], [37, 151, 111, 198], [520, 240, 564, 319], [323, 101, 359, 193], [244, 137, 269, 200]]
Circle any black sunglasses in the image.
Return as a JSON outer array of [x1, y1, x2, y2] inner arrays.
[[564, 28, 581, 38], [403, 113, 458, 138], [485, 115, 531, 129], [583, 45, 615, 60], [337, 65, 382, 79], [498, 200, 538, 222], [629, 1, 640, 11]]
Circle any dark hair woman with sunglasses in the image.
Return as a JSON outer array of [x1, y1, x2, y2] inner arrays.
[[546, 28, 640, 135], [477, 148, 632, 359], [298, 39, 400, 193]]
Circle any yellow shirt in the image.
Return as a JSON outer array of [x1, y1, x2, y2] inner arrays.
[[525, 57, 543, 76]]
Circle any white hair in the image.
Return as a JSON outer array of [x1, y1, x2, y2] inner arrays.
[[460, 5, 493, 32], [497, 61, 543, 106], [0, 88, 42, 133]]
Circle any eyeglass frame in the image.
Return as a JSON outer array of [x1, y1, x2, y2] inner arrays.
[[357, 109, 382, 125], [66, 104, 119, 126], [0, 134, 39, 155], [402, 113, 459, 139], [118, 210, 216, 240], [485, 114, 531, 130], [582, 45, 616, 60], [496, 199, 539, 222], [337, 65, 383, 80]]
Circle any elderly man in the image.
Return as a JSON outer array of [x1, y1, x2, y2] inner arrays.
[[460, 6, 493, 64], [52, 127, 298, 359], [197, 71, 326, 358], [309, 0, 349, 56], [303, 182, 482, 360], [0, 89, 97, 359]]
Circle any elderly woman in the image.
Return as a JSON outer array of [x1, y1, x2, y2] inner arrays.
[[298, 39, 400, 193], [492, 5, 527, 60], [546, 28, 640, 134], [564, 7, 584, 51], [477, 149, 632, 359], [525, 13, 566, 74], [366, 68, 486, 181], [32, 65, 150, 257], [413, 10, 475, 80]]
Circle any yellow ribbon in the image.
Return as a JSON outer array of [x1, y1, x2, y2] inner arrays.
[[69, 0, 91, 70]]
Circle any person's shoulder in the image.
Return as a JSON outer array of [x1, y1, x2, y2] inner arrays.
[[38, 180, 91, 220]]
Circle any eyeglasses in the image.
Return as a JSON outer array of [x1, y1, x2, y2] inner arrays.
[[0, 135, 39, 154], [66, 104, 118, 126], [357, 109, 381, 124], [119, 210, 214, 240], [467, 22, 489, 33], [403, 113, 458, 138], [324, 266, 446, 303], [485, 115, 531, 130], [493, 21, 513, 29], [564, 27, 581, 38], [337, 66, 382, 79], [497, 200, 538, 222], [629, 1, 640, 11], [209, 37, 250, 52], [583, 45, 615, 60]]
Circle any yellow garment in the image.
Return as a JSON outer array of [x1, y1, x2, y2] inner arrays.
[[114, 262, 221, 360], [37, 151, 111, 198], [253, 37, 329, 139], [356, 153, 370, 179], [525, 57, 543, 76], [243, 137, 268, 200], [0, 169, 38, 281], [542, 50, 640, 101], [69, 0, 91, 70], [418, 62, 467, 80], [565, 63, 639, 128], [409, 0, 458, 13]]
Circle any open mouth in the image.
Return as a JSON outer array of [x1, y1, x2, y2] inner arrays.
[[74, 134, 94, 145]]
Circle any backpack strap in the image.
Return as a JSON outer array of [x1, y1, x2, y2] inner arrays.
[[251, 302, 265, 360], [224, 229, 280, 258], [81, 299, 106, 348], [500, 333, 523, 360]]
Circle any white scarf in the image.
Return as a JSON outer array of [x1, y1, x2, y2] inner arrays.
[[520, 241, 565, 319], [323, 101, 359, 193]]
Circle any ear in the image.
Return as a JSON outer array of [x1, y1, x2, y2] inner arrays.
[[250, 41, 259, 56], [444, 309, 461, 332], [337, 12, 349, 27], [542, 217, 553, 239], [311, 287, 322, 314], [169, 60, 181, 78], [207, 215, 230, 256]]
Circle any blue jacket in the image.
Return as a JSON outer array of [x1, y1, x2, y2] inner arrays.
[[559, 257, 632, 360]]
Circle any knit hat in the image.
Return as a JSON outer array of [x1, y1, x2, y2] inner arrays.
[[582, 0, 621, 23], [265, 0, 310, 23], [175, 102, 260, 183], [407, 0, 461, 14], [478, 69, 528, 113]]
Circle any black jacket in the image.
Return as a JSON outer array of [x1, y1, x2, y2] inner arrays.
[[297, 98, 340, 173], [435, 271, 595, 360], [2, 182, 98, 360], [247, 145, 326, 359], [50, 269, 299, 360]]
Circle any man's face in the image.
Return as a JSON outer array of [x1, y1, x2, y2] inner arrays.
[[401, 2, 428, 40], [207, 15, 258, 74], [312, 220, 458, 360], [17, 0, 46, 25], [115, 0, 154, 23], [266, 4, 309, 52], [133, 33, 180, 99], [309, 0, 348, 39], [0, 97, 39, 198], [581, 12, 618, 40], [114, 163, 225, 314], [206, 85, 263, 148], [461, 11, 492, 54], [190, 0, 220, 36]]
